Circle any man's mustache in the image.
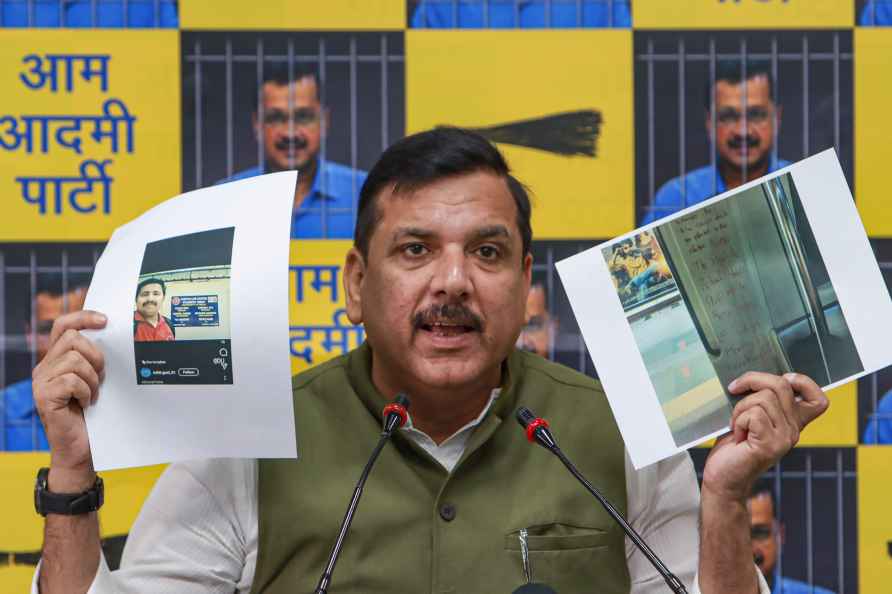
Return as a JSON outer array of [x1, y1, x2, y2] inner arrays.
[[413, 304, 483, 331], [141, 301, 158, 307], [727, 135, 759, 149], [275, 137, 308, 151]]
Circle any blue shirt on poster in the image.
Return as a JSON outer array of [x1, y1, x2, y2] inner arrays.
[[771, 575, 835, 594], [410, 0, 631, 28], [1, 0, 177, 27], [859, 1, 892, 26], [217, 159, 367, 240], [863, 389, 892, 444], [639, 158, 792, 225], [1, 378, 49, 451]]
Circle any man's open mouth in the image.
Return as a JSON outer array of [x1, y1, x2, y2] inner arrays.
[[420, 321, 476, 337]]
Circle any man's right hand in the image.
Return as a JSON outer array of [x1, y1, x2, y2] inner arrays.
[[32, 310, 107, 491]]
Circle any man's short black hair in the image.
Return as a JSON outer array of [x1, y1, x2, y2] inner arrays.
[[749, 478, 778, 515], [353, 127, 533, 261], [35, 272, 91, 297], [136, 278, 166, 299], [253, 63, 320, 112], [704, 59, 776, 110]]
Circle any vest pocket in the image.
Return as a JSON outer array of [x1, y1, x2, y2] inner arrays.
[[503, 526, 623, 591], [504, 525, 609, 551]]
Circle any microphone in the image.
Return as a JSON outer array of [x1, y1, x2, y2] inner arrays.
[[314, 393, 410, 594], [516, 406, 689, 594]]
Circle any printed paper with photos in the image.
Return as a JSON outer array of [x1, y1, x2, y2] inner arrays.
[[134, 227, 234, 385], [558, 150, 892, 468], [81, 171, 295, 470]]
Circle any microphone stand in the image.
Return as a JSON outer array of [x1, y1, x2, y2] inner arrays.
[[314, 394, 410, 594], [516, 407, 688, 594]]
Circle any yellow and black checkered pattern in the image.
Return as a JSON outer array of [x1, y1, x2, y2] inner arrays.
[[1, 1, 889, 591]]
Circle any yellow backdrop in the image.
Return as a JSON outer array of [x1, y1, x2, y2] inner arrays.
[[0, 30, 181, 241], [407, 29, 635, 239]]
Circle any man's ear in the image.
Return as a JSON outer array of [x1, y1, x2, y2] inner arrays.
[[343, 247, 366, 325]]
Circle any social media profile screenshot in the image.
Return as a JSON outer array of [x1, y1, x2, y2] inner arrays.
[[134, 226, 234, 385]]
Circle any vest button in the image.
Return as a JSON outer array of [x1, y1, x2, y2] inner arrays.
[[439, 503, 457, 522]]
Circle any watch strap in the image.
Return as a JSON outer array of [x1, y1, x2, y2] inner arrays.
[[35, 467, 104, 516]]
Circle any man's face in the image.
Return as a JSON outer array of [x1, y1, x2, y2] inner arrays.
[[344, 170, 532, 396], [254, 77, 326, 173], [517, 285, 556, 359], [748, 492, 781, 579], [29, 288, 87, 361], [707, 74, 780, 172], [136, 283, 165, 321]]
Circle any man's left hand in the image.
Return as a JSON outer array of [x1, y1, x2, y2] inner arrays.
[[702, 372, 829, 501]]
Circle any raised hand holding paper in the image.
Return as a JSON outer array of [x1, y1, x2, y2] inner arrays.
[[558, 150, 892, 469], [82, 172, 297, 470]]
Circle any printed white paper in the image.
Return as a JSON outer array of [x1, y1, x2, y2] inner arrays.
[[83, 172, 297, 470], [557, 150, 892, 469]]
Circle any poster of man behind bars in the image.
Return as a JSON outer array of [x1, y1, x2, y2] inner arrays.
[[635, 30, 854, 226], [631, 27, 857, 593], [178, 31, 404, 374], [180, 31, 405, 240]]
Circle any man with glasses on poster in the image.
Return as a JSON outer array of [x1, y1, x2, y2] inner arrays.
[[0, 278, 87, 451], [217, 64, 367, 239], [748, 480, 835, 594], [640, 61, 790, 225]]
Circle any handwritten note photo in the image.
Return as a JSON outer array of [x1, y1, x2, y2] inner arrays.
[[558, 150, 892, 468]]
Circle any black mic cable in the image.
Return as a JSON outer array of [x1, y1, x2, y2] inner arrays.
[[516, 406, 688, 594], [313, 393, 410, 594]]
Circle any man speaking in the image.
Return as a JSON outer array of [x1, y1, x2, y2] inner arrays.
[[32, 128, 827, 593]]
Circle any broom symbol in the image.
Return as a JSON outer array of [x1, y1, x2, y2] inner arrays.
[[462, 110, 602, 158]]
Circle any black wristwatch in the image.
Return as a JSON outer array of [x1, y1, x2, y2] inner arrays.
[[34, 467, 104, 516]]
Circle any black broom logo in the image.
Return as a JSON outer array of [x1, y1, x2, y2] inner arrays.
[[458, 110, 603, 158]]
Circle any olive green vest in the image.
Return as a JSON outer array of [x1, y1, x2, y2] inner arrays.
[[252, 344, 630, 594]]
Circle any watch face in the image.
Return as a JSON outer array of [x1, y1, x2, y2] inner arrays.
[[34, 467, 48, 515]]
